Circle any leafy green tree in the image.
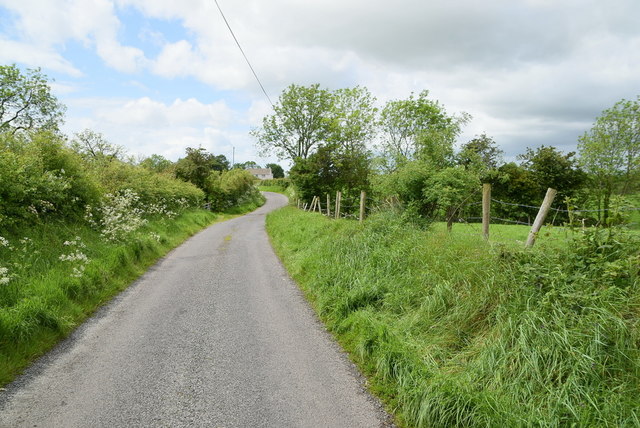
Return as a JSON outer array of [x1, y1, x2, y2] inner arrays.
[[234, 161, 261, 169], [70, 129, 125, 163], [213, 154, 230, 171], [458, 134, 503, 172], [289, 144, 371, 204], [139, 154, 174, 173], [518, 145, 587, 206], [266, 163, 285, 178], [578, 97, 640, 222], [175, 147, 225, 192], [0, 64, 65, 135], [491, 162, 539, 223], [252, 84, 334, 161], [423, 166, 480, 231], [330, 86, 377, 152], [378, 90, 469, 170]]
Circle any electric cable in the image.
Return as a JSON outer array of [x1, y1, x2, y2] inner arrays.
[[213, 0, 275, 108]]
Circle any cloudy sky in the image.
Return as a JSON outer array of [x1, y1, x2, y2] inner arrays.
[[1, 0, 638, 167]]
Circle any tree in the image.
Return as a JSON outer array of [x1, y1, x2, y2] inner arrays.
[[234, 161, 260, 170], [252, 84, 334, 161], [0, 64, 65, 135], [266, 163, 285, 178], [139, 154, 173, 173], [213, 154, 230, 171], [458, 133, 503, 171], [71, 129, 125, 163], [578, 97, 640, 223], [518, 145, 586, 206], [289, 143, 370, 203], [423, 166, 479, 231], [378, 90, 469, 170], [330, 86, 377, 152], [175, 147, 226, 191]]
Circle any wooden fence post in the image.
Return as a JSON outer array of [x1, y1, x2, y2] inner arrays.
[[316, 196, 322, 214], [482, 183, 491, 240], [335, 191, 342, 220], [359, 191, 366, 222], [525, 188, 557, 248], [326, 194, 331, 217]]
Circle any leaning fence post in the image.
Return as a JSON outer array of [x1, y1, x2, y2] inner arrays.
[[525, 188, 557, 248], [359, 191, 366, 222], [335, 191, 342, 220], [316, 196, 322, 214], [326, 194, 331, 217], [482, 183, 491, 240]]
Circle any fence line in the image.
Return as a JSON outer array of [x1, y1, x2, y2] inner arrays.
[[293, 184, 639, 247]]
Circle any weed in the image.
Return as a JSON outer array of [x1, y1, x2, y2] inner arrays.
[[267, 206, 640, 427]]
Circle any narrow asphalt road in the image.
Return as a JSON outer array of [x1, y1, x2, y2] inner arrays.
[[0, 192, 393, 428]]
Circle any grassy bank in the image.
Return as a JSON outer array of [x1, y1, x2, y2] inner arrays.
[[0, 201, 261, 386], [266, 207, 640, 427]]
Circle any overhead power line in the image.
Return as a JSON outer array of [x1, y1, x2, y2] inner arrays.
[[213, 0, 274, 108]]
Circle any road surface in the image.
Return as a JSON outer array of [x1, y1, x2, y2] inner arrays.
[[0, 192, 393, 428]]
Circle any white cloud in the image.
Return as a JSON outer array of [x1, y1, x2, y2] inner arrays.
[[0, 38, 82, 76], [0, 0, 148, 74], [62, 96, 246, 161]]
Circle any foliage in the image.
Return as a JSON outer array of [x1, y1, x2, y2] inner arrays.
[[95, 160, 204, 211], [175, 147, 229, 191], [205, 168, 262, 211], [289, 143, 371, 204], [518, 145, 587, 206], [265, 163, 285, 178], [70, 129, 125, 164], [578, 96, 640, 223], [88, 189, 148, 242], [139, 154, 174, 174], [0, 64, 65, 135], [252, 83, 334, 161], [0, 208, 233, 386], [0, 131, 101, 230], [457, 133, 504, 182], [330, 86, 377, 152], [267, 207, 640, 427], [423, 166, 480, 230], [378, 90, 469, 170], [234, 160, 261, 170]]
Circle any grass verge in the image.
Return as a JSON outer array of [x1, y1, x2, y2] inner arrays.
[[0, 201, 262, 386], [267, 207, 640, 427]]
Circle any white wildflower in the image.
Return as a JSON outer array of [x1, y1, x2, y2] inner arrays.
[[0, 266, 11, 285], [0, 236, 9, 247]]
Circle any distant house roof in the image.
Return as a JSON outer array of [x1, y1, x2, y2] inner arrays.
[[247, 168, 273, 179]]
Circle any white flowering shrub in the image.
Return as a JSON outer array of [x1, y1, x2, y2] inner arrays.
[[0, 266, 11, 285], [58, 236, 90, 278], [90, 189, 148, 242]]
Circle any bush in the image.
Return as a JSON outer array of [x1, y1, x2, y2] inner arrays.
[[259, 178, 291, 188], [90, 160, 204, 211], [0, 131, 101, 230], [205, 169, 261, 211]]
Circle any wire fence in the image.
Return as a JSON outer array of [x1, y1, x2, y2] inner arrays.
[[293, 186, 640, 248]]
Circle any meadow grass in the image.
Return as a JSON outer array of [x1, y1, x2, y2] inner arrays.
[[267, 207, 640, 427], [0, 201, 261, 386], [257, 184, 290, 195]]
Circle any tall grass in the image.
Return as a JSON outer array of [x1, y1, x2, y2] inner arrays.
[[267, 207, 640, 427], [0, 202, 261, 386]]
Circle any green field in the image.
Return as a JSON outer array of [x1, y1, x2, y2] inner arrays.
[[267, 207, 640, 427]]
